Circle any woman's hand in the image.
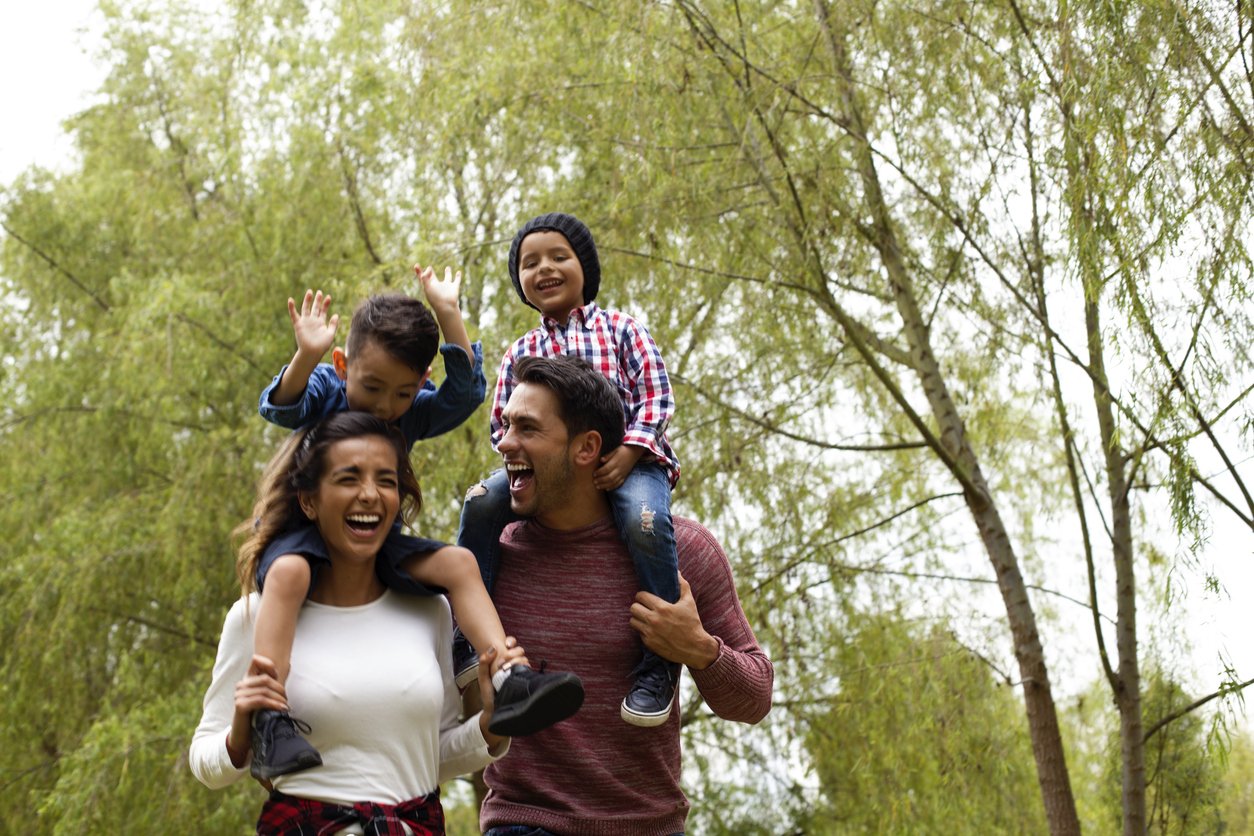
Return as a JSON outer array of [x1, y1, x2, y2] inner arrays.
[[478, 638, 528, 748], [227, 655, 287, 767]]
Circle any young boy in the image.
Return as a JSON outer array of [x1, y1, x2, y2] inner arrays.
[[250, 266, 584, 780], [458, 213, 684, 727]]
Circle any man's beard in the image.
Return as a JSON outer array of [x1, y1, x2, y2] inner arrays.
[[511, 445, 576, 519]]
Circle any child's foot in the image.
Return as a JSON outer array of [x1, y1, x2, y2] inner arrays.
[[487, 663, 585, 737], [621, 659, 682, 727], [452, 627, 479, 690], [250, 709, 323, 780]]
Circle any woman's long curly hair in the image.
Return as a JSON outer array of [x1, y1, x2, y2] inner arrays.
[[233, 412, 423, 596]]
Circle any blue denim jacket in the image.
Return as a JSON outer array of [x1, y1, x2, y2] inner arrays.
[[258, 342, 486, 450]]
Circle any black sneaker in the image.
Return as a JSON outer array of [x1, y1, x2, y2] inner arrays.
[[621, 659, 681, 727], [250, 709, 322, 780], [452, 627, 479, 690], [487, 663, 585, 737]]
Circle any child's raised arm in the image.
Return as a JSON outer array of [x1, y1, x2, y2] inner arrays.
[[269, 290, 339, 407], [416, 264, 474, 361]]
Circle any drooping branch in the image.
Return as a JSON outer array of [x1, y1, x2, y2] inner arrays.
[[1, 222, 112, 312], [173, 313, 263, 372], [336, 140, 384, 268], [681, 377, 928, 452], [1142, 677, 1254, 743]]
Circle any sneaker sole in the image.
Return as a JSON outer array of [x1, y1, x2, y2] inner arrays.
[[620, 697, 675, 727], [487, 674, 585, 737], [249, 750, 323, 781], [454, 660, 480, 690]]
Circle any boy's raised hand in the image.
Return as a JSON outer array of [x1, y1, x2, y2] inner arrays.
[[415, 263, 462, 313], [287, 289, 339, 359]]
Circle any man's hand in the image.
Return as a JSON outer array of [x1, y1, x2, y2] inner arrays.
[[629, 573, 719, 670], [594, 444, 645, 491], [416, 264, 462, 314], [287, 289, 339, 360]]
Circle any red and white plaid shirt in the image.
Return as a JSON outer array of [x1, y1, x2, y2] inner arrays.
[[490, 302, 679, 486]]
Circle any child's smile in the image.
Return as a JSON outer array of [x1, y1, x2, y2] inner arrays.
[[518, 230, 586, 325]]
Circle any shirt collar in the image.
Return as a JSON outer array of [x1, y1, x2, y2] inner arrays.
[[542, 301, 599, 331]]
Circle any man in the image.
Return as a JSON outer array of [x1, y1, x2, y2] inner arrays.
[[479, 355, 774, 836]]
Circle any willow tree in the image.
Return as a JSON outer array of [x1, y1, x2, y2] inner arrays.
[[5, 0, 1253, 833], [470, 1, 1254, 835], [0, 1, 585, 830]]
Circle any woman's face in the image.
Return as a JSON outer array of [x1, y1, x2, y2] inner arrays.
[[298, 435, 401, 567]]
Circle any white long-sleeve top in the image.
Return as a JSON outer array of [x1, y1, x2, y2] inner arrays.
[[189, 590, 506, 806]]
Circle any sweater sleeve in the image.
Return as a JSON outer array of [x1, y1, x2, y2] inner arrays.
[[435, 599, 508, 782], [678, 521, 774, 724], [188, 598, 254, 789]]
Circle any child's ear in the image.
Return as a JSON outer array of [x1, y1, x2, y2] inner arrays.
[[420, 366, 432, 387], [571, 431, 603, 468], [297, 492, 317, 521], [332, 347, 349, 381]]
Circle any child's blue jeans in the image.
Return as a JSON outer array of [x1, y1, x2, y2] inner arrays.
[[458, 461, 680, 667]]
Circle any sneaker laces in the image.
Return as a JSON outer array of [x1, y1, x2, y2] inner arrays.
[[260, 711, 312, 743], [628, 662, 674, 700]]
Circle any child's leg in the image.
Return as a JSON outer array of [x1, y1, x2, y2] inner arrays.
[[608, 462, 682, 727], [248, 528, 328, 779], [455, 469, 521, 596], [608, 462, 680, 605], [398, 543, 586, 737], [399, 545, 510, 676], [253, 555, 311, 684]]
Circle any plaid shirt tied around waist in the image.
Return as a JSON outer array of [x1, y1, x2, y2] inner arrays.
[[490, 302, 680, 486], [256, 788, 444, 836]]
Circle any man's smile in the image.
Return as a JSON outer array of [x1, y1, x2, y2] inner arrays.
[[506, 461, 534, 494]]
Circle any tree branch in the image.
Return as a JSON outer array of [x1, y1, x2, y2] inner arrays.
[[1142, 677, 1254, 743], [0, 222, 111, 312]]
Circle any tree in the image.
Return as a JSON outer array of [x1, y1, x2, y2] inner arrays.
[[5, 1, 1253, 833], [471, 2, 1254, 834], [805, 616, 1046, 834], [0, 1, 569, 828]]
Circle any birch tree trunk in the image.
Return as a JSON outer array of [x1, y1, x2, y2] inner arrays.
[[813, 2, 1082, 832]]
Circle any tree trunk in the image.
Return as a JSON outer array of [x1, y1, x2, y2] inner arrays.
[[813, 3, 1082, 833], [1053, 3, 1146, 829], [1085, 293, 1146, 836]]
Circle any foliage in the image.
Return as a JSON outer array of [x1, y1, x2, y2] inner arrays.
[[803, 617, 1046, 835], [3, 0, 1254, 833]]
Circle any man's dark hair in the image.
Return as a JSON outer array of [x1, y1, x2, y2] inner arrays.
[[514, 355, 624, 453], [346, 293, 440, 373]]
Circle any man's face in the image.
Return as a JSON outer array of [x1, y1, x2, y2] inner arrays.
[[338, 338, 426, 424], [498, 382, 576, 519]]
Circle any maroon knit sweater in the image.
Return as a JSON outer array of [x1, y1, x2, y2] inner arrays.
[[481, 515, 774, 836]]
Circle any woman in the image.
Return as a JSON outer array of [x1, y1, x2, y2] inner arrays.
[[190, 411, 520, 835]]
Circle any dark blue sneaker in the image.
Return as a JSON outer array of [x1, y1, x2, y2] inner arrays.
[[487, 662, 585, 737], [452, 627, 479, 690], [250, 709, 322, 780], [621, 659, 681, 727]]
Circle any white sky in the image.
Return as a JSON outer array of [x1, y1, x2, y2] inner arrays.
[[0, 1, 109, 186], [1, 1, 1251, 715]]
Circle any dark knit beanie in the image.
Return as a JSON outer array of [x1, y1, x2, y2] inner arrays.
[[507, 212, 601, 310]]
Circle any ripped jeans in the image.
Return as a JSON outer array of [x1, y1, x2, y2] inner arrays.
[[458, 462, 680, 668]]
